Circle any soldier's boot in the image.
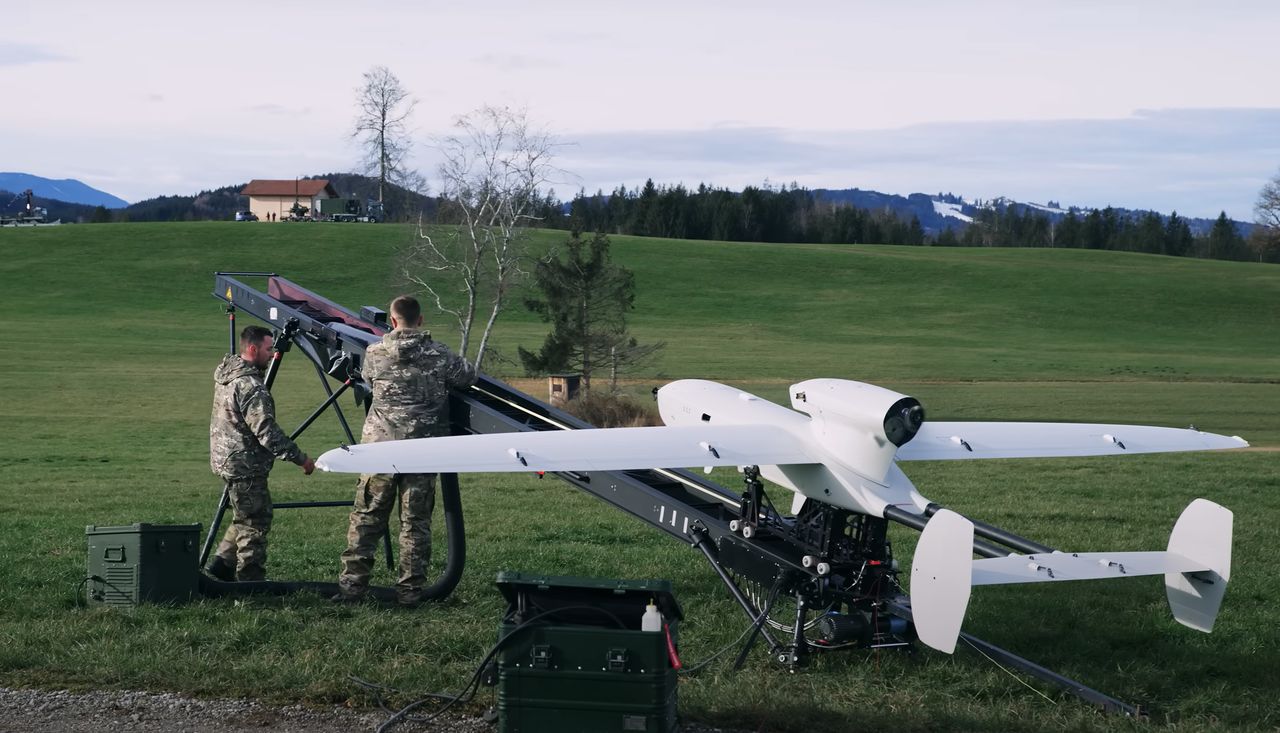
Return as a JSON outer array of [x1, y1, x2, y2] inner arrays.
[[396, 590, 425, 608], [332, 573, 370, 603], [206, 555, 235, 582]]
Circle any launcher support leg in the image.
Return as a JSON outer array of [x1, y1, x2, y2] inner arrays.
[[308, 356, 357, 444], [689, 525, 782, 652], [263, 318, 299, 390], [288, 379, 355, 441], [781, 589, 810, 670], [226, 304, 236, 354], [199, 484, 231, 567], [733, 573, 787, 671]]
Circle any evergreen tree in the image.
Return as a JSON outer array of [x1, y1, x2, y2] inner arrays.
[[1134, 212, 1165, 254], [1206, 212, 1245, 260], [1163, 212, 1194, 257], [519, 230, 663, 390], [934, 227, 960, 246], [1054, 212, 1080, 248]]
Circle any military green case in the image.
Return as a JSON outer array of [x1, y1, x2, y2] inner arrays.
[[85, 523, 200, 607], [495, 572, 683, 733]]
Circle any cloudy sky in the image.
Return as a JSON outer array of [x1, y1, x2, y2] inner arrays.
[[4, 0, 1279, 218]]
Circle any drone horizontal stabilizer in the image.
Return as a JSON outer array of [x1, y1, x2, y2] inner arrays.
[[897, 422, 1247, 461], [909, 499, 1233, 654], [315, 423, 818, 475]]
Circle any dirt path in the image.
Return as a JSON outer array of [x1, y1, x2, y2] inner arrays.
[[0, 687, 479, 732], [0, 687, 744, 733]]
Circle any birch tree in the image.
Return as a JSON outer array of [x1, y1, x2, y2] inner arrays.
[[352, 66, 417, 206], [403, 105, 559, 371], [1252, 169, 1280, 263]]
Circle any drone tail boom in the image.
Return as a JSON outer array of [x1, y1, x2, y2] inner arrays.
[[909, 500, 1233, 654]]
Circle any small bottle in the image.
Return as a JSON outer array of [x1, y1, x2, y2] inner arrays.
[[641, 598, 662, 632]]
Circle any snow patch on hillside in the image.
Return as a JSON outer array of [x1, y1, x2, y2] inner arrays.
[[932, 200, 973, 223]]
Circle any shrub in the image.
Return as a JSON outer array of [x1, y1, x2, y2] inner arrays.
[[563, 389, 661, 427]]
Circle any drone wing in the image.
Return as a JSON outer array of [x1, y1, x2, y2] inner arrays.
[[911, 500, 1233, 654], [896, 421, 1247, 461], [315, 424, 818, 475]]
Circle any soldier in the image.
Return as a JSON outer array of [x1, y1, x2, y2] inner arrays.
[[208, 325, 315, 582], [334, 295, 477, 606]]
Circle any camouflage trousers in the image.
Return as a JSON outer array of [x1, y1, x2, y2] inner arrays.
[[213, 476, 273, 582], [337, 473, 436, 603]]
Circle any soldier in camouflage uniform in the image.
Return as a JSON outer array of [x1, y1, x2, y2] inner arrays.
[[335, 295, 477, 605], [208, 325, 315, 582]]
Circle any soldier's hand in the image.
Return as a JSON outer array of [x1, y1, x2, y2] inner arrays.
[[301, 457, 316, 476]]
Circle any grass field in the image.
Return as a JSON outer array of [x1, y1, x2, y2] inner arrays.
[[0, 222, 1277, 731]]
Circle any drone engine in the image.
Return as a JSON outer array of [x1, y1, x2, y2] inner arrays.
[[789, 378, 924, 483]]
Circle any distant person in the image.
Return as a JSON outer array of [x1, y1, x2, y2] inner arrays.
[[208, 325, 315, 581], [333, 295, 477, 606]]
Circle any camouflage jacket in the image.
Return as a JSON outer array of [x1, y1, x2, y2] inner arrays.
[[360, 328, 478, 444], [209, 354, 307, 478]]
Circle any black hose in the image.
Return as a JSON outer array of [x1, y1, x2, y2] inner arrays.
[[199, 472, 467, 603], [419, 472, 465, 600]]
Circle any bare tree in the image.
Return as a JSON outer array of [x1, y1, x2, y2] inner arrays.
[[352, 66, 417, 205], [403, 106, 560, 371], [1253, 169, 1280, 263]]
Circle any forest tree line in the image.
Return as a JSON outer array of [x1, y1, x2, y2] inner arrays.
[[565, 181, 1271, 263]]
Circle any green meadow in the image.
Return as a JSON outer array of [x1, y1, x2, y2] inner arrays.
[[0, 222, 1276, 731]]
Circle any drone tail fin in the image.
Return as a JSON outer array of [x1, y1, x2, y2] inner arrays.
[[908, 499, 1232, 654], [908, 509, 974, 654], [1165, 498, 1232, 632]]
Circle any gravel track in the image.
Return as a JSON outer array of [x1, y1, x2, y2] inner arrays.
[[0, 687, 744, 732]]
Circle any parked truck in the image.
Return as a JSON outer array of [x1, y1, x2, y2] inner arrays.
[[317, 196, 384, 223]]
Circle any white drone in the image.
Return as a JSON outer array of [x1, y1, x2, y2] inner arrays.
[[318, 378, 1245, 654]]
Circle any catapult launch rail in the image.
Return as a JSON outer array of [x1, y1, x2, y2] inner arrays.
[[209, 272, 1141, 716]]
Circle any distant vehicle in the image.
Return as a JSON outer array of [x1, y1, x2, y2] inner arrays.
[[317, 196, 385, 223], [1, 189, 60, 227], [234, 211, 258, 222]]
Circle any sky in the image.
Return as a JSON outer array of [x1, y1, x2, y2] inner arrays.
[[3, 0, 1279, 219]]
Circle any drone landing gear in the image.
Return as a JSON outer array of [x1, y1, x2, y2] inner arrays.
[[729, 465, 767, 539], [696, 472, 913, 672]]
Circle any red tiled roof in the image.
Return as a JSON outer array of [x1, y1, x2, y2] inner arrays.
[[241, 179, 337, 197]]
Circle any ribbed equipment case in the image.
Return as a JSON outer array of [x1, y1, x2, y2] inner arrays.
[[85, 523, 200, 607], [494, 572, 683, 733]]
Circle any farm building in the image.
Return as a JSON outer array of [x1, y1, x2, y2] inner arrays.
[[241, 179, 339, 221]]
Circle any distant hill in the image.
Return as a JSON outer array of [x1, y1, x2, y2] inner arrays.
[[120, 174, 433, 222], [812, 188, 1251, 238], [122, 184, 248, 222], [2, 172, 433, 223], [0, 172, 129, 208]]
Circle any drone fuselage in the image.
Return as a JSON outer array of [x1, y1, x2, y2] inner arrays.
[[655, 379, 931, 517]]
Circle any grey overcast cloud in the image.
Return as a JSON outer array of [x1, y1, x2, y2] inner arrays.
[[3, 0, 1279, 218]]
